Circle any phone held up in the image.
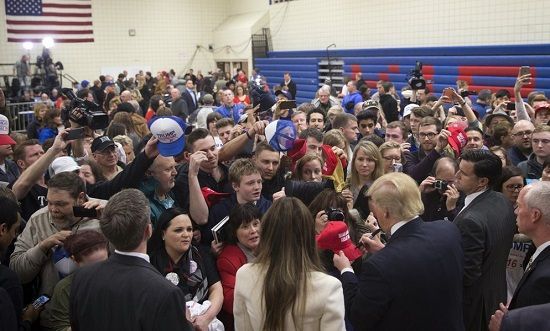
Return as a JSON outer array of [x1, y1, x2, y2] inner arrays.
[[32, 295, 51, 309], [65, 127, 85, 141], [73, 206, 98, 218]]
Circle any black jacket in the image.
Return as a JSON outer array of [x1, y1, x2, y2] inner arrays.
[[453, 190, 516, 331], [340, 218, 464, 331], [509, 246, 550, 309], [70, 253, 192, 331]]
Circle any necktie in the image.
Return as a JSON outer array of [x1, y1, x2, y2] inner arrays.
[[525, 256, 534, 272]]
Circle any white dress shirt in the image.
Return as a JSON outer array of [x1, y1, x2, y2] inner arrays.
[[115, 249, 150, 263]]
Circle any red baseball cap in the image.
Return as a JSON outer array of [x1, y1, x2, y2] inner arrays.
[[287, 138, 307, 171], [316, 221, 363, 262], [447, 122, 467, 158], [534, 102, 550, 114], [201, 187, 230, 208]]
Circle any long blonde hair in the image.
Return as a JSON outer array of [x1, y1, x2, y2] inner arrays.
[[350, 140, 384, 188], [255, 197, 322, 331]]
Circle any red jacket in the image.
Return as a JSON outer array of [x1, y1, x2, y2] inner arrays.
[[216, 244, 247, 314]]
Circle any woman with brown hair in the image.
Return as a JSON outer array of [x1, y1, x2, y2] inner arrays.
[[111, 111, 141, 150], [234, 197, 345, 331], [38, 108, 63, 144], [233, 84, 250, 106], [294, 153, 324, 183]]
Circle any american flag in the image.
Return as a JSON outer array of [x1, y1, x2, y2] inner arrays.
[[5, 0, 94, 43]]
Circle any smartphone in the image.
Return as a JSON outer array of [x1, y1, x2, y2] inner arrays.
[[73, 206, 98, 218], [65, 127, 85, 141], [506, 102, 516, 111], [279, 100, 297, 110], [32, 295, 50, 308], [443, 88, 454, 101], [519, 66, 530, 77]]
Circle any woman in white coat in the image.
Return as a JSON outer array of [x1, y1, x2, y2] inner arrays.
[[234, 197, 345, 331]]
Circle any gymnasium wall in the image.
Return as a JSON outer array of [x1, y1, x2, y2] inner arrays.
[[268, 0, 550, 50], [0, 0, 229, 82]]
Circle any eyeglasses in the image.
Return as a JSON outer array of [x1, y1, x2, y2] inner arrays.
[[383, 156, 401, 161], [512, 130, 533, 137], [419, 132, 437, 139], [532, 138, 550, 145], [505, 184, 524, 192]]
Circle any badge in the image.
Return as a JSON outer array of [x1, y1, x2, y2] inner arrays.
[[165, 272, 179, 285], [189, 260, 197, 274]]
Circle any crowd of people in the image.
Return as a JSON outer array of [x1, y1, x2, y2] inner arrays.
[[0, 62, 550, 331]]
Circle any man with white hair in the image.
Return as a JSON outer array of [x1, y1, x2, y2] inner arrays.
[[489, 181, 550, 330], [119, 90, 132, 103], [170, 88, 189, 122], [311, 85, 339, 114], [334, 172, 464, 331]]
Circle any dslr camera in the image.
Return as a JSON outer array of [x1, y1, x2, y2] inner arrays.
[[325, 208, 345, 221], [408, 61, 426, 90], [61, 88, 108, 130], [432, 180, 448, 191]]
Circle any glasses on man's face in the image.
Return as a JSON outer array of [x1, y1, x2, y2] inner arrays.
[[419, 132, 437, 139], [512, 130, 533, 137], [505, 184, 524, 192]]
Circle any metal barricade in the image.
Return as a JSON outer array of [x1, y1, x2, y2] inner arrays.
[[5, 102, 36, 132]]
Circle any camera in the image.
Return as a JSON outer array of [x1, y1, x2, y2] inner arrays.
[[325, 208, 345, 221], [432, 180, 448, 191], [408, 61, 426, 90], [392, 163, 403, 173], [61, 88, 108, 130]]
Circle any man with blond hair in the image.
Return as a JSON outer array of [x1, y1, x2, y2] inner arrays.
[[334, 172, 464, 331]]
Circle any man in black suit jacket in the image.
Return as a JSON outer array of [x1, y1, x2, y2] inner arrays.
[[170, 88, 189, 122], [489, 303, 550, 331], [70, 189, 192, 331], [489, 182, 550, 328], [182, 79, 198, 113], [334, 173, 464, 331], [454, 150, 516, 331], [281, 72, 297, 99]]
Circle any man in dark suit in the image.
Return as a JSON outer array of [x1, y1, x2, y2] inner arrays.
[[182, 79, 198, 113], [334, 172, 464, 331], [70, 189, 192, 331], [454, 149, 516, 331], [488, 181, 550, 331], [170, 88, 189, 122], [281, 72, 297, 99], [489, 303, 550, 331], [508, 181, 550, 309]]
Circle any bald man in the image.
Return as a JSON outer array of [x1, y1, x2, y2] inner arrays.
[[170, 88, 189, 122], [507, 120, 535, 166]]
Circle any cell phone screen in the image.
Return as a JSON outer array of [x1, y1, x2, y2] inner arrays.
[[33, 295, 50, 308], [519, 66, 530, 77], [66, 127, 85, 141], [506, 102, 516, 111], [73, 206, 98, 218]]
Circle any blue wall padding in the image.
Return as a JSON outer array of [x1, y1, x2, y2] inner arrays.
[[255, 44, 550, 101]]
